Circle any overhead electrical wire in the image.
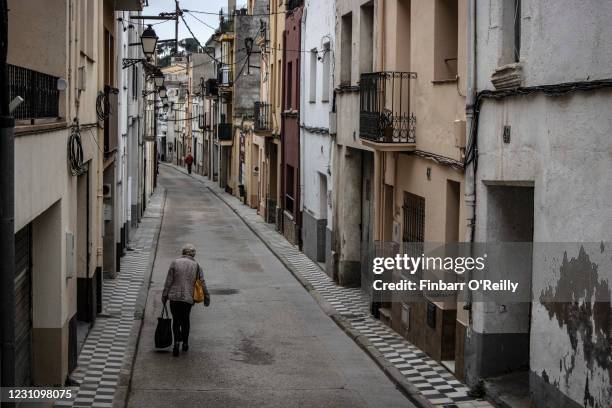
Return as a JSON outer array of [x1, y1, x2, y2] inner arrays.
[[184, 8, 293, 17]]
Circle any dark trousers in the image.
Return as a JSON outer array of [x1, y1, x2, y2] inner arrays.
[[169, 301, 193, 344], [187, 163, 192, 174]]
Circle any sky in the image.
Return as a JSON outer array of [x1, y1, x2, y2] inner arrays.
[[142, 0, 228, 46]]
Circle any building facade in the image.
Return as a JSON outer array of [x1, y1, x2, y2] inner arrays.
[[280, 2, 304, 245], [5, 0, 148, 386], [300, 0, 335, 270], [252, 0, 285, 225], [332, 0, 376, 287], [463, 1, 612, 406]]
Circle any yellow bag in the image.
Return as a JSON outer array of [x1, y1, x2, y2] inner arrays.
[[193, 277, 205, 303]]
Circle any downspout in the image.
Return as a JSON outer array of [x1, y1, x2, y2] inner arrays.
[[0, 0, 16, 392], [464, 0, 477, 313], [377, 0, 385, 72], [299, 7, 306, 220]]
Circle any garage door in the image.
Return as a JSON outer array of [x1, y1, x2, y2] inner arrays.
[[15, 224, 32, 386]]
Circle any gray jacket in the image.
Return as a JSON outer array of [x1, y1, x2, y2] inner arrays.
[[162, 255, 208, 304]]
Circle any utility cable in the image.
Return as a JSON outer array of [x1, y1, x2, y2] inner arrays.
[[68, 120, 87, 176]]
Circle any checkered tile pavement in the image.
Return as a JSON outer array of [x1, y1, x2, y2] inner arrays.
[[206, 182, 493, 408], [55, 191, 164, 408]]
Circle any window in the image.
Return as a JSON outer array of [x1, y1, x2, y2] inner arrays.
[[340, 12, 353, 85], [321, 42, 330, 102], [433, 0, 458, 81], [360, 3, 374, 74], [104, 29, 114, 86], [277, 58, 282, 109], [309, 49, 317, 102], [402, 192, 425, 243], [131, 66, 138, 100], [286, 61, 293, 109], [285, 165, 295, 214], [79, 1, 95, 58], [500, 0, 521, 64]]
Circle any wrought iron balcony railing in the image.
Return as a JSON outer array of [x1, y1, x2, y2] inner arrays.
[[286, 0, 303, 12], [205, 78, 218, 97], [217, 123, 232, 141], [8, 64, 60, 121], [359, 71, 417, 144], [219, 18, 234, 34], [254, 102, 272, 132]]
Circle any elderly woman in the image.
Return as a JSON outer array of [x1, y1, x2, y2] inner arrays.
[[162, 244, 209, 356]]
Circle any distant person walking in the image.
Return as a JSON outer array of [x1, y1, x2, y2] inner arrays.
[[162, 244, 209, 356], [185, 152, 194, 174]]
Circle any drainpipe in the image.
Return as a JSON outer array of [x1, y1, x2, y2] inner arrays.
[[464, 0, 477, 313], [0, 0, 16, 393], [377, 0, 385, 72]]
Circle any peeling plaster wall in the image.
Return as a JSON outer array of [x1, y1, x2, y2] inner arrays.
[[472, 1, 612, 406]]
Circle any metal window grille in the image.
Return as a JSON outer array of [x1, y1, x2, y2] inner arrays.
[[254, 102, 272, 132], [217, 123, 232, 141], [8, 64, 60, 120], [402, 192, 425, 243]]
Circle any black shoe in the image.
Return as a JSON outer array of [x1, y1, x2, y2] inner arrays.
[[173, 343, 180, 357], [182, 342, 189, 352]]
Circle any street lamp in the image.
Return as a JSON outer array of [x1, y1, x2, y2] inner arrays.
[[153, 69, 165, 88], [158, 85, 167, 98], [141, 25, 159, 61]]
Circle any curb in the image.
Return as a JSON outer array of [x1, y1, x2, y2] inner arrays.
[[113, 188, 167, 408], [160, 164, 432, 408]]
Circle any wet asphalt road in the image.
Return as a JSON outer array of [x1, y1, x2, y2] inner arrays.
[[126, 166, 413, 408]]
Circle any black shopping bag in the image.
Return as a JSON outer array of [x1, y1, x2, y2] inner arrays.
[[155, 303, 173, 348]]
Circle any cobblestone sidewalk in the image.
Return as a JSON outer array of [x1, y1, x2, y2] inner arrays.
[[167, 163, 492, 408], [55, 190, 165, 408]]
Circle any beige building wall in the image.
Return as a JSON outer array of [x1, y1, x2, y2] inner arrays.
[[368, 0, 467, 372], [8, 0, 106, 385]]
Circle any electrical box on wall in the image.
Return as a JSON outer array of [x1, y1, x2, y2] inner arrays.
[[454, 119, 466, 148], [77, 66, 87, 91], [66, 231, 74, 279]]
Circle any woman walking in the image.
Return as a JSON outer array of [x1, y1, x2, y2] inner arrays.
[[162, 244, 209, 356]]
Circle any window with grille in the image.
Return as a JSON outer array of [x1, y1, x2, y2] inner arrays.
[[402, 192, 425, 243]]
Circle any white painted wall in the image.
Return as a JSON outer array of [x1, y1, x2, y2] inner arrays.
[[301, 0, 336, 224], [473, 0, 612, 405]]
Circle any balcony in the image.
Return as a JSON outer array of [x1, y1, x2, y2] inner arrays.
[[217, 67, 233, 90], [220, 18, 234, 35], [359, 71, 417, 151], [217, 123, 233, 144], [254, 102, 272, 133], [113, 0, 144, 11], [286, 0, 303, 12], [8, 64, 60, 123], [205, 78, 218, 98]]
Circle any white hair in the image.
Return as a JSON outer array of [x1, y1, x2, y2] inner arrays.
[[182, 243, 196, 257]]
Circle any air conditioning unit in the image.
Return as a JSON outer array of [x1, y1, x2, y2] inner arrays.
[[454, 119, 466, 149]]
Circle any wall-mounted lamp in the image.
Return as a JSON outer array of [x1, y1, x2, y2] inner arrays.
[[141, 25, 159, 61]]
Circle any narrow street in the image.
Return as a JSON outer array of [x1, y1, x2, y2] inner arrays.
[[126, 166, 413, 408]]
